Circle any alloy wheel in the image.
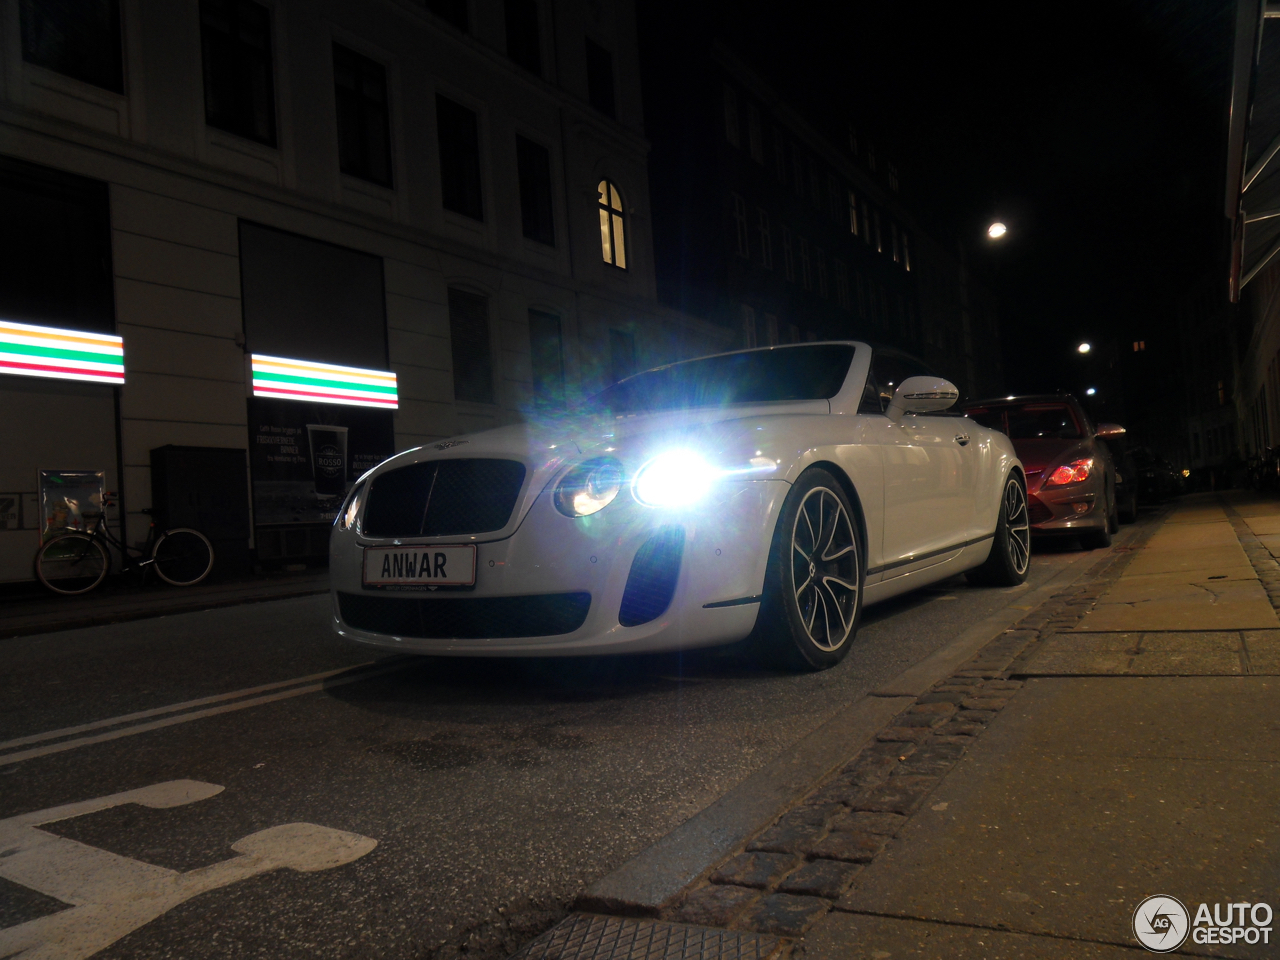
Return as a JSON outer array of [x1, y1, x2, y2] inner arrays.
[[790, 486, 860, 652], [1005, 479, 1031, 575]]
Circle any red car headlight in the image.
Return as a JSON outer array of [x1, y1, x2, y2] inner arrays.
[[1045, 458, 1094, 486]]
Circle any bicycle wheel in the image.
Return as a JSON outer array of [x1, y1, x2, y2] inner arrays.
[[152, 528, 214, 586], [36, 534, 110, 595]]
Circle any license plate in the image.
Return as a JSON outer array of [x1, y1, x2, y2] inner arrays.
[[362, 545, 476, 587]]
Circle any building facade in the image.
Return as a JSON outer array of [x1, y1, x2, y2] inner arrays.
[[0, 0, 732, 581], [637, 37, 1003, 397]]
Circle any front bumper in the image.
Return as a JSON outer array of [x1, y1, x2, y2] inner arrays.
[[329, 480, 789, 655]]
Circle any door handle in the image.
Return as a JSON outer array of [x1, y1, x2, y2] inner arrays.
[[955, 434, 970, 446]]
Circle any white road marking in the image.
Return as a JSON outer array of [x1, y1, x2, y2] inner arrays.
[[0, 780, 377, 960], [0, 661, 406, 767]]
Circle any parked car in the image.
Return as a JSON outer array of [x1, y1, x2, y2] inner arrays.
[[961, 394, 1124, 549], [1104, 437, 1139, 524], [1131, 446, 1182, 501], [330, 343, 1029, 672]]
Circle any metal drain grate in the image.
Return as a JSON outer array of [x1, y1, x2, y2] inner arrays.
[[510, 914, 781, 960]]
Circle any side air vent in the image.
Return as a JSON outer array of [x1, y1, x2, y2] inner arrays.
[[618, 526, 686, 627]]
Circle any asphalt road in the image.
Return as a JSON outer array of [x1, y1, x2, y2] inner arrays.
[[0, 535, 1119, 960]]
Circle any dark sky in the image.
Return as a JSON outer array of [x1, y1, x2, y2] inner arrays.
[[710, 0, 1237, 392]]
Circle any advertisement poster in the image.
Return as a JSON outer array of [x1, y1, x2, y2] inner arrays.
[[247, 398, 394, 525], [38, 470, 105, 542]]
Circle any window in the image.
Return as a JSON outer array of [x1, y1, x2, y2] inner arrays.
[[792, 143, 805, 197], [848, 190, 860, 237], [809, 157, 821, 206], [723, 83, 739, 147], [757, 208, 772, 269], [774, 129, 787, 184], [834, 259, 849, 310], [862, 351, 933, 414], [860, 199, 870, 244], [732, 193, 749, 258], [788, 322, 800, 343], [799, 237, 812, 291], [741, 305, 757, 348], [585, 39, 615, 118], [889, 163, 899, 192], [333, 44, 392, 188], [20, 0, 123, 93], [598, 180, 626, 268], [504, 0, 541, 75], [874, 210, 883, 253], [437, 95, 483, 220], [1133, 340, 1146, 352], [902, 231, 911, 271], [609, 329, 636, 383], [828, 175, 842, 222], [422, 0, 469, 32], [847, 125, 858, 156], [782, 227, 795, 282], [856, 270, 866, 316], [528, 309, 564, 407], [448, 288, 494, 403], [815, 247, 827, 298], [516, 136, 554, 245], [765, 313, 779, 346], [200, 0, 276, 146], [748, 104, 763, 162], [891, 222, 900, 263]]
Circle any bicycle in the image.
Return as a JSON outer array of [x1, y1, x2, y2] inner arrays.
[[34, 496, 215, 595]]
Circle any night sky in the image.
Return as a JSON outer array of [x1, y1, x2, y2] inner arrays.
[[706, 0, 1237, 394]]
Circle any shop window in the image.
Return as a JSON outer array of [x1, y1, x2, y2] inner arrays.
[[437, 95, 483, 220], [528, 309, 564, 407], [504, 0, 541, 74], [200, 0, 276, 146], [448, 288, 494, 403], [585, 39, 615, 118], [598, 180, 626, 268], [516, 136, 554, 245], [20, 0, 123, 93], [333, 44, 393, 188]]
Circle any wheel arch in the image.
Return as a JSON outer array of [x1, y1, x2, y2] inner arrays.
[[803, 459, 870, 571]]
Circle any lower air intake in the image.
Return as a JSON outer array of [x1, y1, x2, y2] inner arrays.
[[618, 526, 685, 627], [338, 592, 591, 639]]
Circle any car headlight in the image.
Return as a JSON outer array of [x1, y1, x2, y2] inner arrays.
[[1045, 458, 1094, 486], [633, 450, 717, 507], [554, 458, 624, 517], [335, 481, 365, 531]]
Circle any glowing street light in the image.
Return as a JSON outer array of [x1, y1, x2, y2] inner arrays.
[[1077, 342, 1092, 355], [987, 222, 1007, 240], [1086, 387, 1097, 396]]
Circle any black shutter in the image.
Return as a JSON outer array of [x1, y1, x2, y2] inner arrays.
[[504, 0, 541, 75], [584, 39, 615, 118], [437, 95, 484, 220]]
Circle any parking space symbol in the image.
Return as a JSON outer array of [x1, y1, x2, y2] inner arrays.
[[0, 779, 377, 960]]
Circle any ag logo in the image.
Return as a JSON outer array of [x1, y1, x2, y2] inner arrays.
[[1133, 895, 1190, 952], [435, 439, 469, 450]]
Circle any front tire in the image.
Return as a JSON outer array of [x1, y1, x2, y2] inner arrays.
[[756, 469, 863, 672], [152, 528, 215, 585], [966, 473, 1031, 586], [35, 534, 110, 595]]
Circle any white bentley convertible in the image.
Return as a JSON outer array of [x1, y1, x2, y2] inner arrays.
[[330, 342, 1029, 670]]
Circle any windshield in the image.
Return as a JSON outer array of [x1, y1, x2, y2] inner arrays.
[[583, 344, 856, 416], [965, 402, 1083, 440]]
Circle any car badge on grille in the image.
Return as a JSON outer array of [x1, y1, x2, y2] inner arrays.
[[434, 439, 469, 450]]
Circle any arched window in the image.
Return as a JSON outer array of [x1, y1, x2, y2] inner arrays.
[[598, 180, 627, 269]]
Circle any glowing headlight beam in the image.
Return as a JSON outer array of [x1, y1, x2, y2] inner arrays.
[[633, 450, 719, 507]]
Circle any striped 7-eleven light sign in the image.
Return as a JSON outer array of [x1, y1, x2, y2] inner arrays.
[[0, 319, 126, 385], [250, 354, 398, 408]]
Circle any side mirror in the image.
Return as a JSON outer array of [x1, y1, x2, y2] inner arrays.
[[886, 376, 959, 423], [1096, 423, 1126, 439]]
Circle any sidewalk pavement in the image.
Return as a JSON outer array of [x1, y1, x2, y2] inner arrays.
[[0, 568, 330, 639], [516, 493, 1280, 960]]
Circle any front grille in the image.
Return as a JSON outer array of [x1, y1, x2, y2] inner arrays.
[[1027, 494, 1053, 526], [338, 591, 591, 639], [362, 459, 526, 538], [619, 526, 685, 627]]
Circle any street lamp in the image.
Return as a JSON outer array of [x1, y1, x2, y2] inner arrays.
[[1077, 342, 1092, 355], [987, 222, 1007, 240], [1086, 387, 1097, 396]]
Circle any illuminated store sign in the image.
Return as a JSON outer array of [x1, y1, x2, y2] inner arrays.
[[250, 354, 398, 409], [0, 319, 125, 385]]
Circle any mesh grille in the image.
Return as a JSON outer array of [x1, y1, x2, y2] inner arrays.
[[1027, 494, 1053, 526], [362, 459, 526, 538], [510, 914, 780, 960], [338, 591, 590, 639], [619, 526, 685, 627]]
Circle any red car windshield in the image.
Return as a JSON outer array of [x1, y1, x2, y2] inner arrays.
[[965, 403, 1083, 440]]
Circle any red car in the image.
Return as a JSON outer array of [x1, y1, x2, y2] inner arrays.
[[961, 394, 1125, 549]]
